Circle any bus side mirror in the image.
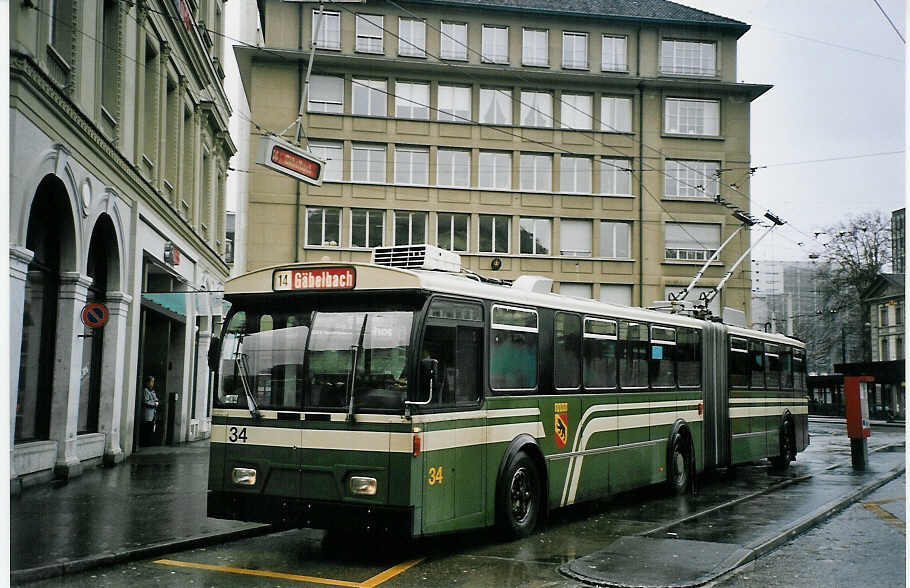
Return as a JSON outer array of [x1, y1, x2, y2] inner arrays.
[[208, 337, 221, 371], [406, 359, 438, 411]]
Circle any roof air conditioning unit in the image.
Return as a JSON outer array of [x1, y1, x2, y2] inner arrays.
[[372, 244, 462, 272], [512, 275, 553, 294]]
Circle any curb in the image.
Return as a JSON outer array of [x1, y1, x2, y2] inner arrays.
[[11, 524, 275, 585]]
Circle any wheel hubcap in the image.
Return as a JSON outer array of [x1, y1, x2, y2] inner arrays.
[[510, 467, 533, 522], [673, 450, 686, 486]]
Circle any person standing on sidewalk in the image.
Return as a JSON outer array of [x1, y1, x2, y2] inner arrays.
[[142, 376, 159, 446]]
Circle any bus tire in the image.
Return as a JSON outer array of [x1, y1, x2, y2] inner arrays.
[[497, 450, 541, 539], [668, 433, 691, 496], [770, 419, 794, 470]]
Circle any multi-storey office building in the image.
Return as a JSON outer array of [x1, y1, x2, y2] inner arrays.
[[234, 0, 768, 314], [10, 0, 234, 490]]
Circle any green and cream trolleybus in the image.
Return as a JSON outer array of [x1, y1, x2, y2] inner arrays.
[[207, 245, 808, 538]]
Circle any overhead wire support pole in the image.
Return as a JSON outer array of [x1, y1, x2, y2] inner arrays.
[[288, 2, 327, 148], [701, 211, 786, 311]]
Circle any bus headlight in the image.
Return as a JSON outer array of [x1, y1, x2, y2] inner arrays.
[[349, 476, 377, 496], [232, 467, 257, 486]]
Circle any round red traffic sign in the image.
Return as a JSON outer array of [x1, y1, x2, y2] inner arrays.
[[81, 303, 110, 329]]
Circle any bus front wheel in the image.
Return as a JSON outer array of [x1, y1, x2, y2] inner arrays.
[[497, 450, 541, 539], [668, 433, 692, 495]]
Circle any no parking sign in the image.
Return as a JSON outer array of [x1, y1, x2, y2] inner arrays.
[[81, 303, 110, 329]]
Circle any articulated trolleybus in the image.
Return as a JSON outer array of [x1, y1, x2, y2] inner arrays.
[[207, 245, 808, 539]]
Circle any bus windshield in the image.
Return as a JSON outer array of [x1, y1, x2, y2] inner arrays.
[[217, 308, 414, 412]]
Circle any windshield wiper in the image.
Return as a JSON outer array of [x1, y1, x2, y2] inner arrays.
[[346, 314, 369, 423], [233, 334, 261, 419]]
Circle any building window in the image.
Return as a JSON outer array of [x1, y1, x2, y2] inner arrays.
[[440, 21, 468, 60], [896, 303, 903, 325], [312, 10, 341, 50], [225, 212, 236, 264], [142, 42, 159, 170], [602, 35, 627, 71], [394, 81, 429, 119], [560, 219, 592, 257], [308, 141, 343, 181], [520, 217, 551, 255], [664, 159, 719, 198], [522, 28, 549, 66], [351, 209, 384, 248], [478, 151, 512, 190], [520, 91, 553, 127], [897, 337, 904, 359], [661, 39, 716, 76], [351, 143, 386, 183], [394, 211, 426, 245], [394, 146, 429, 185], [520, 153, 552, 192], [352, 78, 387, 117], [480, 88, 512, 125], [562, 31, 588, 69], [355, 14, 383, 54], [601, 96, 632, 133], [560, 156, 592, 194], [880, 337, 890, 361], [560, 93, 593, 130], [600, 158, 632, 195], [600, 221, 631, 258], [601, 284, 632, 306], [437, 213, 469, 251], [437, 85, 471, 122], [665, 222, 720, 261], [479, 215, 510, 253], [306, 207, 341, 246], [307, 75, 344, 113], [665, 98, 719, 136], [437, 149, 470, 188], [881, 305, 889, 327], [482, 25, 509, 63], [399, 17, 426, 57], [101, 0, 119, 122], [561, 283, 592, 299]]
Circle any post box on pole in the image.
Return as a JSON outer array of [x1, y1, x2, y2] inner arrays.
[[844, 375, 874, 470]]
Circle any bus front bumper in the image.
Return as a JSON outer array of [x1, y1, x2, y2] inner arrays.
[[207, 491, 414, 537]]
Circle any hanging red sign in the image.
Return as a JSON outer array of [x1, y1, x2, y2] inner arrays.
[[81, 303, 110, 329]]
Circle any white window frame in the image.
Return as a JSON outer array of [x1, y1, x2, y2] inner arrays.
[[437, 148, 471, 188], [307, 75, 344, 113], [352, 78, 388, 117], [436, 212, 470, 252], [560, 93, 593, 130], [478, 151, 512, 190], [308, 140, 343, 182], [398, 17, 426, 58], [479, 214, 511, 253], [560, 218, 592, 257], [305, 206, 341, 247], [479, 88, 512, 125], [600, 96, 632, 133], [522, 28, 549, 67], [394, 81, 430, 120], [394, 210, 427, 246], [664, 97, 720, 136], [660, 39, 717, 77], [520, 91, 553, 128], [599, 220, 631, 258], [481, 25, 509, 64], [355, 14, 383, 54], [312, 10, 341, 50], [520, 153, 552, 192], [600, 158, 632, 196], [664, 159, 719, 198], [394, 145, 429, 185], [562, 31, 588, 69], [350, 208, 385, 248], [560, 156, 592, 194], [520, 217, 551, 255], [351, 143, 386, 183], [437, 84, 472, 123], [440, 21, 468, 61], [601, 34, 627, 72]]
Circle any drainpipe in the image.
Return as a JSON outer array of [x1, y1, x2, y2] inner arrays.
[[294, 5, 303, 262], [637, 26, 644, 307]]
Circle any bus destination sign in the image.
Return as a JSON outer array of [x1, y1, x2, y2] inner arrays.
[[273, 267, 356, 291], [255, 136, 325, 186]]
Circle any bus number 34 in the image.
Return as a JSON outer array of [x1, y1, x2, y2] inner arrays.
[[228, 427, 248, 443], [428, 466, 444, 485]]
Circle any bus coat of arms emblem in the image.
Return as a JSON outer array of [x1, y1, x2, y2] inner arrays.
[[554, 402, 569, 449]]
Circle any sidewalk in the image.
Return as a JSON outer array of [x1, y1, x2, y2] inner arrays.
[[10, 441, 272, 584]]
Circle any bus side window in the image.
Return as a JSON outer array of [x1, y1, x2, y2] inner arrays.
[[423, 299, 485, 407], [423, 325, 457, 406], [729, 337, 749, 387], [677, 327, 701, 387], [490, 306, 538, 393], [618, 321, 648, 389], [455, 326, 482, 405], [765, 344, 781, 390], [583, 318, 617, 391], [781, 347, 793, 389], [648, 325, 676, 388], [750, 340, 765, 389], [555, 313, 582, 390]]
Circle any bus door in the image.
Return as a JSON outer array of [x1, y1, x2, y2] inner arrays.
[[418, 300, 485, 534]]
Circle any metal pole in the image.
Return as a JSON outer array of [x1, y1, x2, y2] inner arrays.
[[674, 223, 749, 303], [702, 222, 781, 308], [294, 2, 325, 147]]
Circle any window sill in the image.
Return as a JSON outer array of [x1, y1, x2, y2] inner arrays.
[[354, 48, 385, 56], [658, 72, 720, 80], [522, 63, 551, 68], [562, 64, 589, 71], [662, 259, 722, 266], [662, 132, 724, 141], [398, 52, 428, 59], [661, 196, 716, 203], [601, 68, 630, 74]]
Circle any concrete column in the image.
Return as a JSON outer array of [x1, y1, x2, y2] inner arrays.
[[51, 272, 93, 480], [100, 291, 133, 466], [9, 246, 35, 494], [194, 321, 212, 440]]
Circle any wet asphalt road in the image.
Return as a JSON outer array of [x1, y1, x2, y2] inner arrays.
[[22, 421, 905, 587]]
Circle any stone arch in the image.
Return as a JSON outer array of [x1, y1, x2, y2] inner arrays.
[[86, 200, 125, 293]]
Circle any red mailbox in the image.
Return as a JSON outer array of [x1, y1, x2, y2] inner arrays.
[[844, 376, 873, 439]]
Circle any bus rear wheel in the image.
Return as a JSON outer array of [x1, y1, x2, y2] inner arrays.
[[668, 434, 691, 495], [498, 451, 541, 539], [771, 419, 794, 470]]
